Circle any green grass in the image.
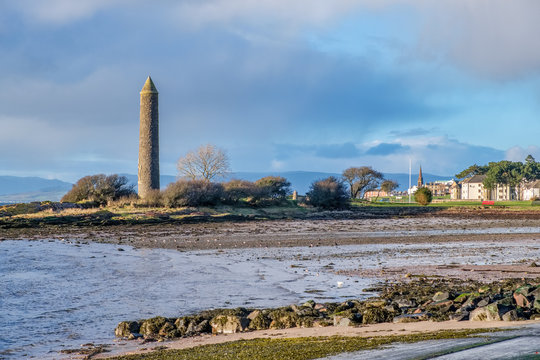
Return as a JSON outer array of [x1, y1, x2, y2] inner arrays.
[[108, 329, 502, 360]]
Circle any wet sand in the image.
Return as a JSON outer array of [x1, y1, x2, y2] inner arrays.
[[4, 216, 540, 251]]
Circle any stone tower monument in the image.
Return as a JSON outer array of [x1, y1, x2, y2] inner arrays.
[[138, 76, 159, 198]]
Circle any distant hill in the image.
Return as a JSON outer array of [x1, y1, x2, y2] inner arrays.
[[0, 176, 73, 202]]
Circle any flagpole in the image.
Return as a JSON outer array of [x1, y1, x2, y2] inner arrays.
[[409, 158, 412, 203]]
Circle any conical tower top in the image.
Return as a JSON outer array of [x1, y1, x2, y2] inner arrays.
[[417, 165, 424, 187], [141, 76, 158, 94]]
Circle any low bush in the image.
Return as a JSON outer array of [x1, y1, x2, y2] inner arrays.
[[414, 187, 433, 206], [163, 180, 224, 207], [61, 174, 135, 206], [254, 176, 291, 204], [222, 179, 258, 204], [306, 177, 349, 209]]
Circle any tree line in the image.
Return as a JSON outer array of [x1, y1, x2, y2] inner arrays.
[[62, 144, 401, 209], [456, 155, 540, 189]]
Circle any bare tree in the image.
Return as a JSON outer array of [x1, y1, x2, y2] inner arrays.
[[342, 166, 384, 199], [177, 144, 230, 181]]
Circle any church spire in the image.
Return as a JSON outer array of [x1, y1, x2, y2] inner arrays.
[[417, 166, 424, 187]]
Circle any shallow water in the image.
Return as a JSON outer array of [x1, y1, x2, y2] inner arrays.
[[0, 240, 374, 359], [2, 237, 540, 359]]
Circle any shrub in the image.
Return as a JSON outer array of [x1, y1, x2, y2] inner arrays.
[[163, 180, 224, 207], [222, 179, 258, 204], [414, 187, 433, 206], [306, 177, 349, 209], [254, 176, 291, 202], [61, 174, 135, 205]]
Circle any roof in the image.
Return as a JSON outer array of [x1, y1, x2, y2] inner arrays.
[[462, 174, 486, 184], [140, 76, 158, 94]]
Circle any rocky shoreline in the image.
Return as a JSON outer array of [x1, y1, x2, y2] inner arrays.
[[114, 278, 540, 344]]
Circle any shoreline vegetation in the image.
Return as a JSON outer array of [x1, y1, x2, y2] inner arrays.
[[1, 200, 540, 229], [103, 328, 506, 360]]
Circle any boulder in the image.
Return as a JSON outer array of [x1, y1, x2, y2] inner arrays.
[[476, 298, 490, 308], [210, 315, 249, 334], [362, 307, 393, 324], [269, 309, 300, 329], [333, 316, 353, 327], [393, 313, 429, 323], [513, 293, 531, 308], [514, 285, 533, 297], [115, 321, 140, 338], [159, 322, 179, 338], [395, 298, 416, 308], [502, 310, 518, 322], [432, 291, 450, 302], [470, 304, 506, 321], [139, 317, 167, 337], [248, 311, 271, 330], [174, 317, 190, 336], [193, 319, 211, 334], [450, 311, 469, 321]]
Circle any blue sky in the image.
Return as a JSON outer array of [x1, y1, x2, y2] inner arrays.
[[1, 0, 539, 182]]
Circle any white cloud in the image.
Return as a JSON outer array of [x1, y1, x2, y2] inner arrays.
[[413, 0, 540, 79], [505, 145, 540, 162]]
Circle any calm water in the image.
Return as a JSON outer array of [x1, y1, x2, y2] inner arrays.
[[2, 236, 540, 359]]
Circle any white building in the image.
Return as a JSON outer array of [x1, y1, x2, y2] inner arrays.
[[523, 180, 540, 200], [461, 175, 487, 200]]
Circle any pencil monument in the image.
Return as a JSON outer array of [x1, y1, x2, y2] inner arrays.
[[138, 76, 160, 198]]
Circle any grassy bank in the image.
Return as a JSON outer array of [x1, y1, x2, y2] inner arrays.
[[1, 200, 539, 230], [107, 329, 502, 360]]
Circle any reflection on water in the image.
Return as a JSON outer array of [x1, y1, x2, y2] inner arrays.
[[1, 237, 540, 359]]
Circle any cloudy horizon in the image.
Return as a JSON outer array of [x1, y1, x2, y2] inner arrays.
[[1, 1, 539, 182]]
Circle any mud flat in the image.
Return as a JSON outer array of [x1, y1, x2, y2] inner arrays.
[[2, 214, 540, 251]]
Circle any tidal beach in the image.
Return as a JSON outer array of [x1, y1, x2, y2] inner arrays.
[[2, 215, 540, 359]]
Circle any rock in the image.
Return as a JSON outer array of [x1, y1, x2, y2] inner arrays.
[[139, 317, 167, 337], [194, 319, 211, 334], [248, 311, 271, 330], [430, 300, 454, 308], [529, 287, 540, 300], [333, 316, 353, 327], [303, 300, 315, 308], [454, 293, 471, 304], [365, 300, 386, 308], [393, 313, 429, 323], [269, 309, 300, 329], [450, 312, 469, 321], [314, 304, 327, 312], [174, 317, 190, 336], [478, 285, 490, 294], [470, 304, 505, 321], [362, 307, 392, 324], [395, 298, 416, 308], [477, 298, 490, 308], [159, 322, 179, 338], [432, 291, 450, 302], [513, 293, 531, 308], [514, 285, 533, 297], [534, 299, 540, 311], [210, 315, 249, 334], [502, 310, 518, 322], [115, 321, 140, 338]]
